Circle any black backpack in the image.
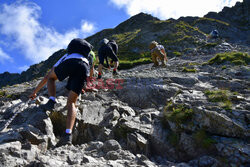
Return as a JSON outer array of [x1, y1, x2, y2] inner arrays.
[[108, 40, 118, 54], [67, 38, 93, 58]]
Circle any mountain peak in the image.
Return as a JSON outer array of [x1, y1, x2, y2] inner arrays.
[[205, 0, 250, 28], [114, 12, 159, 32], [129, 12, 159, 21]]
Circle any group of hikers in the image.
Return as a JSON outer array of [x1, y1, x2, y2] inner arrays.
[[29, 28, 219, 147], [29, 38, 168, 147]]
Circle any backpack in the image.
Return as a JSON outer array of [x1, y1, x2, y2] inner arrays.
[[99, 38, 109, 47], [210, 30, 219, 38], [108, 40, 118, 54], [67, 38, 93, 58]]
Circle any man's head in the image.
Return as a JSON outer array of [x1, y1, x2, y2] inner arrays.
[[100, 38, 109, 45], [149, 41, 158, 50]]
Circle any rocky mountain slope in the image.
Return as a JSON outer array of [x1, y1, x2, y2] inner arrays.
[[0, 41, 249, 166], [0, 0, 249, 166], [0, 0, 249, 88]]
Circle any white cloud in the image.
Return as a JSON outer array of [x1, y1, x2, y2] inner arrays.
[[109, 0, 243, 19], [18, 65, 29, 71], [81, 20, 95, 34], [0, 47, 12, 64], [0, 1, 96, 64]]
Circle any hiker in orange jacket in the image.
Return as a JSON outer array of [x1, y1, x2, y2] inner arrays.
[[149, 41, 167, 67]]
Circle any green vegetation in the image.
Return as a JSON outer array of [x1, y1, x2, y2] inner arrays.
[[204, 89, 232, 111], [221, 65, 227, 70], [0, 90, 6, 97], [200, 42, 218, 49], [119, 57, 152, 69], [182, 67, 197, 73], [193, 130, 217, 149], [194, 17, 230, 26], [111, 29, 141, 45], [163, 102, 194, 125], [114, 126, 130, 139], [173, 51, 182, 57], [160, 21, 206, 50], [183, 48, 193, 53], [167, 132, 179, 146], [188, 62, 200, 66], [0, 90, 19, 100], [6, 94, 14, 99], [207, 52, 250, 66]]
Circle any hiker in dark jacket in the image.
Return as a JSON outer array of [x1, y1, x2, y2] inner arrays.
[[29, 38, 92, 147], [97, 39, 119, 79], [208, 30, 219, 39]]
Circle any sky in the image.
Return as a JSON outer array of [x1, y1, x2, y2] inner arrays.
[[0, 0, 243, 74]]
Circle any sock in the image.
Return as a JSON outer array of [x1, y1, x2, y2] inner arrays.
[[98, 72, 102, 76], [65, 129, 72, 134], [113, 68, 117, 72], [49, 96, 56, 102]]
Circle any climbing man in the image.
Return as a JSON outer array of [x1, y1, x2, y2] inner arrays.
[[97, 38, 119, 79], [82, 50, 97, 93], [89, 50, 96, 78], [29, 38, 93, 147], [149, 41, 167, 67], [208, 29, 219, 39]]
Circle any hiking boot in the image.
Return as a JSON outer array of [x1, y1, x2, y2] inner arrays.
[[41, 99, 56, 111], [161, 63, 167, 67], [113, 70, 119, 76], [56, 133, 72, 147], [97, 74, 102, 79]]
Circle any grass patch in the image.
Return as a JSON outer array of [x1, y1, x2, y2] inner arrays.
[[163, 102, 194, 125], [167, 132, 180, 146], [188, 62, 200, 66], [6, 94, 13, 98], [0, 91, 6, 97], [200, 42, 218, 49], [194, 17, 230, 26], [207, 52, 250, 66], [173, 51, 182, 57], [182, 67, 197, 73], [111, 29, 141, 45], [114, 126, 130, 140], [193, 130, 217, 149], [221, 65, 227, 70], [204, 89, 232, 111], [160, 21, 206, 49], [119, 57, 152, 70], [94, 51, 152, 70]]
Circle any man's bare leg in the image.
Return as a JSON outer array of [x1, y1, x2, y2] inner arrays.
[[66, 90, 78, 130], [47, 68, 58, 97], [98, 64, 103, 79], [114, 61, 119, 70]]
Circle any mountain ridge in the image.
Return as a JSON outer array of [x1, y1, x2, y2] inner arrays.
[[0, 0, 249, 88]]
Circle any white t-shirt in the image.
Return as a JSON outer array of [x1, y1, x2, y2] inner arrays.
[[151, 45, 165, 53], [158, 45, 164, 50], [53, 53, 89, 67]]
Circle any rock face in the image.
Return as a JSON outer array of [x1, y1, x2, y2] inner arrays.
[[205, 0, 250, 29], [1, 0, 249, 89], [0, 1, 249, 166], [0, 39, 249, 166]]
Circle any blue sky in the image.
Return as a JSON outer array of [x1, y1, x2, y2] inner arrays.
[[0, 0, 242, 74]]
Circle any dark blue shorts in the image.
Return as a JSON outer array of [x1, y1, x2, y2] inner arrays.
[[98, 49, 118, 65]]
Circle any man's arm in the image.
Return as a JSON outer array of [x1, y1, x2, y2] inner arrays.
[[29, 68, 54, 100]]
